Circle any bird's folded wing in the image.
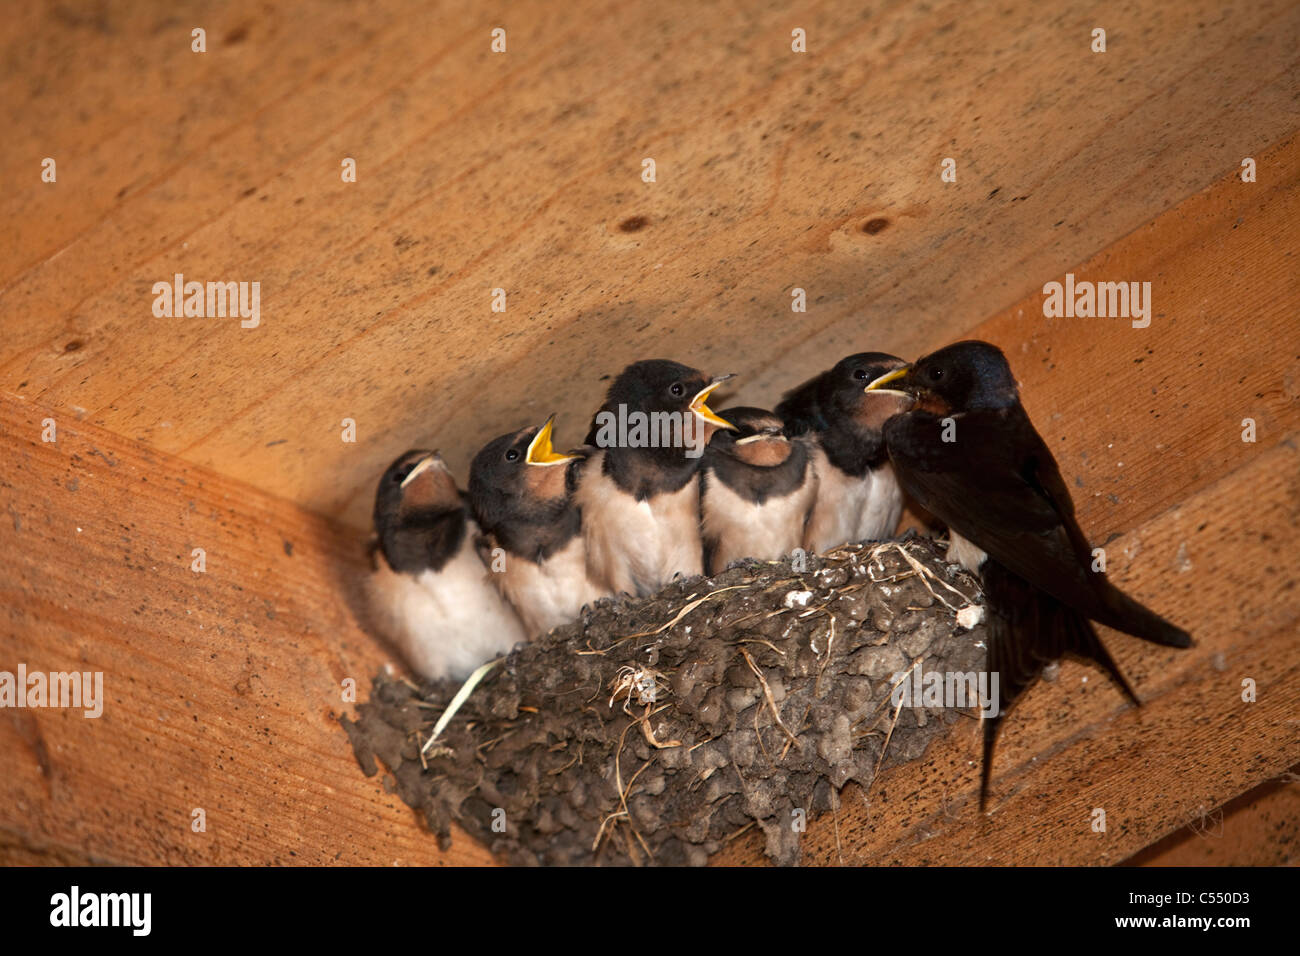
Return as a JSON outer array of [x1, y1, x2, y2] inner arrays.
[[886, 409, 1103, 615]]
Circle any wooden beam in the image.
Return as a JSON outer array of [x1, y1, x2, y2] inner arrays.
[[1126, 765, 1300, 867], [2, 1, 1296, 529], [0, 394, 491, 865], [1, 3, 1295, 867], [5, 130, 1295, 868]]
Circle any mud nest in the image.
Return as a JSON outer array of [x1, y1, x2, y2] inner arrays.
[[342, 536, 988, 865]]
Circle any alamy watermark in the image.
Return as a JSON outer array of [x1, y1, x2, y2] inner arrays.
[[152, 272, 260, 328], [1042, 272, 1151, 328], [590, 405, 713, 459], [50, 886, 150, 936], [1, 664, 104, 718], [890, 667, 999, 717]]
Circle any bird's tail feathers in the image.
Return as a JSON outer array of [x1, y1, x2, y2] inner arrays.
[[979, 562, 1145, 811], [1094, 581, 1193, 649]]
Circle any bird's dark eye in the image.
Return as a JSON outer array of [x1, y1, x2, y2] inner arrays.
[[930, 367, 944, 381], [505, 449, 520, 462], [853, 368, 868, 380], [669, 382, 684, 397]]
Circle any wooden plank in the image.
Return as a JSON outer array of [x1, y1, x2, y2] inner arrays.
[[1, 1, 1296, 529], [892, 128, 1300, 561], [1127, 766, 1300, 867], [2, 1, 1296, 868], [954, 132, 1300, 540], [715, 437, 1300, 865], [0, 393, 493, 865], [4, 397, 1292, 867]]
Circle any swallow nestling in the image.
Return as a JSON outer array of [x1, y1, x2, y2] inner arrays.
[[775, 352, 912, 553], [866, 340, 1193, 810], [468, 415, 612, 637], [576, 359, 735, 596], [368, 450, 527, 682], [700, 406, 817, 575]]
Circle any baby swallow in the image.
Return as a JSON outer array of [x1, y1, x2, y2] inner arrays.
[[700, 406, 818, 574], [368, 450, 527, 682], [576, 359, 735, 596], [468, 415, 612, 637], [867, 340, 1193, 810], [775, 352, 912, 553]]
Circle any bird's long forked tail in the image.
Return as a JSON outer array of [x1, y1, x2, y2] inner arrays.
[[979, 561, 1154, 812], [1093, 576, 1194, 650]]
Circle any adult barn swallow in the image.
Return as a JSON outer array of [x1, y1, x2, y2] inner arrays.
[[469, 416, 612, 637], [775, 352, 912, 553], [700, 406, 817, 574], [576, 359, 734, 596], [368, 450, 527, 682], [867, 340, 1193, 809]]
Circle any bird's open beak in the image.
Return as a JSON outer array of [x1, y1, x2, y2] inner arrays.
[[865, 366, 911, 397], [399, 452, 446, 488], [690, 375, 736, 430], [526, 415, 582, 466]]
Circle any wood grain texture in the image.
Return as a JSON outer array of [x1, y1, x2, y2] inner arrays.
[[1, 0, 1297, 529], [1126, 765, 1300, 866], [0, 394, 492, 865], [1, 0, 1297, 867]]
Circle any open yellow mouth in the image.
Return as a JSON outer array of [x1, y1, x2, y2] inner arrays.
[[864, 366, 910, 396], [690, 377, 736, 430], [525, 415, 581, 466]]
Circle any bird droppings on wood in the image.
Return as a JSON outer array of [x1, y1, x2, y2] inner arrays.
[[341, 537, 988, 865]]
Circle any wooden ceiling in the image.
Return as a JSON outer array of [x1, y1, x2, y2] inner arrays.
[[2, 0, 1298, 868], [3, 0, 1298, 530]]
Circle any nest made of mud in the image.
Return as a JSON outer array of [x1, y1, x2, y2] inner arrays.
[[342, 536, 987, 865]]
